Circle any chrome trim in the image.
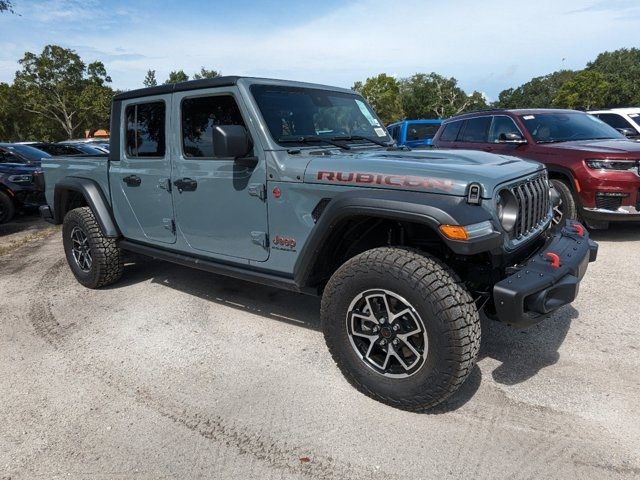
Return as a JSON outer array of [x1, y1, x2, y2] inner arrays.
[[584, 205, 640, 215]]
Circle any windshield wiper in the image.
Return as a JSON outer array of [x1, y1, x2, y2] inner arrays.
[[330, 135, 391, 147], [278, 135, 350, 150]]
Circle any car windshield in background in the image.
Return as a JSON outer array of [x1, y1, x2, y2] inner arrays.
[[4, 144, 52, 162], [627, 113, 640, 128], [250, 85, 390, 147], [520, 113, 624, 143]]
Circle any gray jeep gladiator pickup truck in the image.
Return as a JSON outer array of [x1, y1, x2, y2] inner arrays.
[[40, 76, 598, 410]]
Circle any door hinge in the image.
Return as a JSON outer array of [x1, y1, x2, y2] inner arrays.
[[158, 178, 172, 192], [248, 183, 267, 201], [163, 218, 176, 234], [250, 231, 268, 248]]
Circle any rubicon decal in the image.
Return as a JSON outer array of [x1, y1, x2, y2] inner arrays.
[[317, 171, 454, 192]]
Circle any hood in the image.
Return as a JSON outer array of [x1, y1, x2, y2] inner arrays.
[[542, 139, 640, 156], [304, 148, 543, 198]]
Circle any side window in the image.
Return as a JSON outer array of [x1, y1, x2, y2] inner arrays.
[[388, 125, 400, 141], [406, 123, 440, 142], [182, 95, 247, 158], [595, 113, 634, 130], [0, 149, 19, 163], [125, 101, 166, 158], [461, 117, 492, 143], [439, 121, 463, 142], [488, 116, 522, 142]]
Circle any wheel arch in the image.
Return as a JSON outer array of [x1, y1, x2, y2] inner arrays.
[[293, 190, 500, 289], [53, 177, 120, 238]]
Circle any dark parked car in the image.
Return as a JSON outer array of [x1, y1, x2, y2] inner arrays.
[[31, 142, 107, 156], [0, 143, 49, 223], [433, 109, 640, 228]]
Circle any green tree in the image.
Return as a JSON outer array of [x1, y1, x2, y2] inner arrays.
[[0, 1, 15, 13], [143, 69, 157, 87], [494, 70, 576, 108], [14, 45, 114, 140], [553, 70, 612, 110], [164, 70, 189, 84], [352, 73, 403, 124], [193, 67, 220, 80], [399, 73, 486, 119], [587, 48, 640, 106]]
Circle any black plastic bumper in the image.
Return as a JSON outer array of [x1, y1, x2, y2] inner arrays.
[[493, 221, 598, 327]]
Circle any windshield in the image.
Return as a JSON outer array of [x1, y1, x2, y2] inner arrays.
[[2, 144, 51, 162], [520, 112, 624, 143], [250, 84, 390, 147], [627, 112, 640, 129]]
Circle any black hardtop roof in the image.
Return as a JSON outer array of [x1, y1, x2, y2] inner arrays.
[[113, 75, 357, 101], [114, 76, 241, 101], [443, 108, 583, 122]]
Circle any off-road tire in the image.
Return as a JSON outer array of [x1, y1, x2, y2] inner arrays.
[[551, 179, 578, 226], [62, 207, 123, 288], [0, 191, 16, 224], [321, 247, 480, 411]]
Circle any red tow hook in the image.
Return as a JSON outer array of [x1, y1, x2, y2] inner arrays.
[[545, 252, 561, 269], [572, 223, 585, 237]]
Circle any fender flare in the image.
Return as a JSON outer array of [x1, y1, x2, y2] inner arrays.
[[293, 189, 502, 287], [53, 177, 120, 238]]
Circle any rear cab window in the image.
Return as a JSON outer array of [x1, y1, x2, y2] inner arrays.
[[125, 101, 166, 158]]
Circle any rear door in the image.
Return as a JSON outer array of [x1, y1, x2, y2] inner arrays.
[[170, 87, 269, 261], [109, 95, 176, 244]]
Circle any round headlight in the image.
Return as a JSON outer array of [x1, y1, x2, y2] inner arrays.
[[496, 189, 518, 233]]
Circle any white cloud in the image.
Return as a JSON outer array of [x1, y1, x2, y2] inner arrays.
[[1, 0, 639, 97]]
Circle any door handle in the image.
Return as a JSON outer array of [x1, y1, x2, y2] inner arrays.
[[123, 175, 141, 187], [173, 177, 198, 193]]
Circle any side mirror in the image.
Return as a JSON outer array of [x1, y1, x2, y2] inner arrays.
[[616, 127, 638, 138], [212, 125, 252, 159], [498, 132, 527, 144]]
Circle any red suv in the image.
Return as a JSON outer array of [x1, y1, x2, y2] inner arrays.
[[433, 109, 640, 229]]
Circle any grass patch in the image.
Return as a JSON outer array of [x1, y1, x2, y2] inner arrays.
[[0, 227, 59, 256]]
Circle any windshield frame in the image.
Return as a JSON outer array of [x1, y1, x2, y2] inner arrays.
[[249, 83, 391, 149], [519, 112, 625, 144]]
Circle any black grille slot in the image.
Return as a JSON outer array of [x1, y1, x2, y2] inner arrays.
[[511, 173, 550, 239], [596, 193, 624, 211], [312, 198, 331, 223]]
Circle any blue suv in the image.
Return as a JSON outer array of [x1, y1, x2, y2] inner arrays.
[[387, 119, 442, 148], [0, 143, 49, 223]]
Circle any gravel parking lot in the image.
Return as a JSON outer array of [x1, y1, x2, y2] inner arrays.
[[1, 216, 639, 479]]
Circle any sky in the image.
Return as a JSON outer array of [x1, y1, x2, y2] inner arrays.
[[1, 0, 640, 101]]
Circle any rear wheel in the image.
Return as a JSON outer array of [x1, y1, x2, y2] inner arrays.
[[0, 191, 16, 224], [321, 247, 480, 411], [62, 207, 123, 288], [551, 179, 577, 227]]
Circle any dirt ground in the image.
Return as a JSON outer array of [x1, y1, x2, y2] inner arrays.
[[1, 214, 639, 479]]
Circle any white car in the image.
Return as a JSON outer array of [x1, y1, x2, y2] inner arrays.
[[589, 108, 640, 139]]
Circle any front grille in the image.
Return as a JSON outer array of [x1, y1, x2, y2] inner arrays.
[[510, 172, 550, 239], [596, 193, 626, 211]]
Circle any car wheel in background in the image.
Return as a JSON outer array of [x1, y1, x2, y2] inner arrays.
[[550, 179, 578, 228], [0, 191, 16, 224]]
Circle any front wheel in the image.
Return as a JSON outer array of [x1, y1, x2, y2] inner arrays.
[[0, 191, 16, 224], [321, 247, 480, 411], [550, 179, 578, 228], [62, 207, 123, 288]]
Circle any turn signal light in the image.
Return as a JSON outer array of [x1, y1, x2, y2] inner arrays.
[[439, 225, 469, 241]]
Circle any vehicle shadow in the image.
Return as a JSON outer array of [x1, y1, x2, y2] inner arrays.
[[589, 222, 639, 242], [110, 255, 576, 412], [479, 306, 577, 386], [0, 212, 47, 237]]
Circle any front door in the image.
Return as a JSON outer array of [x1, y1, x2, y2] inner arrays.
[[171, 88, 269, 262], [109, 95, 176, 244]]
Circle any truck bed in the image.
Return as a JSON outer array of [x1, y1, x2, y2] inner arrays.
[[42, 155, 111, 208]]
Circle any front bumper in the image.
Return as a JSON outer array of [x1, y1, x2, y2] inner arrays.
[[493, 221, 598, 327]]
